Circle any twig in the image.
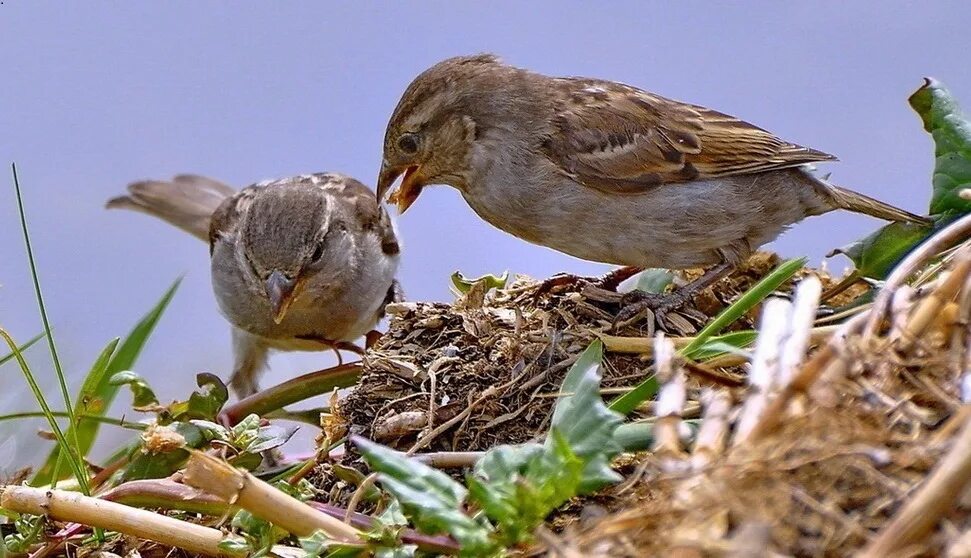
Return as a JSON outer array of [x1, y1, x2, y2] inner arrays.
[[182, 451, 360, 542], [0, 485, 242, 557], [860, 412, 971, 557]]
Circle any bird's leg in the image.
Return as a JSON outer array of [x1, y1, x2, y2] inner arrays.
[[613, 262, 735, 330], [536, 266, 644, 296], [227, 329, 270, 400]]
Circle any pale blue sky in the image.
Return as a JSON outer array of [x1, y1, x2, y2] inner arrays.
[[2, 2, 969, 470]]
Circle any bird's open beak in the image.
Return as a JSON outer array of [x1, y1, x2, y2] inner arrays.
[[265, 270, 297, 324], [377, 162, 424, 214]]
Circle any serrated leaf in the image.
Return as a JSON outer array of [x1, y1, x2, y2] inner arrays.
[[450, 270, 509, 294], [550, 340, 602, 425], [829, 220, 932, 279], [633, 268, 674, 294], [355, 437, 497, 555], [909, 78, 971, 215]]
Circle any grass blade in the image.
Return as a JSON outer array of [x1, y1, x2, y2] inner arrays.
[[32, 278, 181, 486], [12, 163, 89, 493], [608, 258, 806, 414], [0, 332, 45, 367], [0, 328, 88, 488]]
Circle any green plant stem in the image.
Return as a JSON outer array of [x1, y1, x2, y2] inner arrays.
[[0, 411, 145, 430], [219, 363, 362, 425]]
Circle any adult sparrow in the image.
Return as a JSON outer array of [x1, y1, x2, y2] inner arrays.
[[108, 173, 401, 397], [376, 54, 929, 323]]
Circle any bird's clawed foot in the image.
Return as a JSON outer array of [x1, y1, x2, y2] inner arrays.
[[535, 266, 643, 297], [612, 289, 706, 334]]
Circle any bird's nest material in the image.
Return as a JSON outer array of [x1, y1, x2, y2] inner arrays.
[[338, 253, 790, 453], [328, 228, 971, 556]]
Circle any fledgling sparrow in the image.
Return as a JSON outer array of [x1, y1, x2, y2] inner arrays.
[[377, 54, 929, 322], [108, 173, 401, 397]]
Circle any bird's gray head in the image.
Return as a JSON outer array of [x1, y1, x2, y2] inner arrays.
[[376, 54, 543, 214], [238, 183, 350, 323]]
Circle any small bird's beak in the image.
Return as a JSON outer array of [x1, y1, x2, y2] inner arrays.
[[377, 162, 424, 214], [265, 270, 296, 324]]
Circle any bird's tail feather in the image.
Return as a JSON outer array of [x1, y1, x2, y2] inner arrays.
[[828, 185, 931, 225], [106, 175, 235, 241]]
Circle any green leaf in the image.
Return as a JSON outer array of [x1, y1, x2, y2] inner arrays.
[[684, 330, 758, 360], [450, 270, 509, 294], [550, 340, 602, 425], [122, 421, 204, 481], [829, 220, 933, 279], [168, 372, 229, 421], [548, 353, 623, 492], [909, 78, 971, 215], [355, 437, 498, 555], [633, 268, 674, 294], [32, 278, 180, 486], [109, 371, 160, 408], [609, 258, 805, 414]]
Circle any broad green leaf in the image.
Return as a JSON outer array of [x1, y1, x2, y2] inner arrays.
[[32, 279, 180, 486], [450, 270, 509, 294], [633, 268, 674, 294], [109, 371, 160, 408], [356, 437, 498, 556], [168, 372, 229, 421], [610, 258, 805, 414], [829, 220, 932, 279], [550, 340, 602, 425], [909, 78, 971, 215]]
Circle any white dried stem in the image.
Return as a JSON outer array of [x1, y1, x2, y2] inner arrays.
[[734, 298, 791, 445], [652, 334, 686, 456], [778, 276, 822, 386], [0, 485, 242, 557], [865, 213, 971, 341], [887, 285, 916, 344], [748, 310, 869, 443], [861, 412, 971, 557], [183, 451, 359, 542], [690, 389, 732, 471], [951, 273, 971, 371]]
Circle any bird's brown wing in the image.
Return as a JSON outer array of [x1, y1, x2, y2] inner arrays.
[[543, 78, 836, 193], [107, 174, 236, 241]]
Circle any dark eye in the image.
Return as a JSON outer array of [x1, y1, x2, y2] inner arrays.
[[311, 242, 325, 262], [397, 133, 420, 155]]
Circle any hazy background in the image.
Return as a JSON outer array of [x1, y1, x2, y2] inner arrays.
[[2, 2, 969, 473]]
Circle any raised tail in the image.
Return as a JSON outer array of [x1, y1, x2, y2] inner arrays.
[[106, 174, 236, 241], [828, 185, 931, 225]]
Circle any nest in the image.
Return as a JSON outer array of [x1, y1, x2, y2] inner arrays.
[[326, 237, 971, 556]]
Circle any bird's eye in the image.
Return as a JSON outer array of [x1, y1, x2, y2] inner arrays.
[[397, 133, 420, 155], [311, 242, 325, 262]]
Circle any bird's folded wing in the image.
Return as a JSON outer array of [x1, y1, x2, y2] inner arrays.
[[544, 79, 836, 193]]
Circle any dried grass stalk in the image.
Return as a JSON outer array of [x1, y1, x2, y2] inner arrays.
[[690, 389, 731, 471], [778, 276, 822, 386], [861, 413, 971, 557], [182, 451, 359, 542], [652, 334, 686, 457], [0, 485, 241, 557], [735, 298, 791, 445], [897, 255, 971, 353]]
